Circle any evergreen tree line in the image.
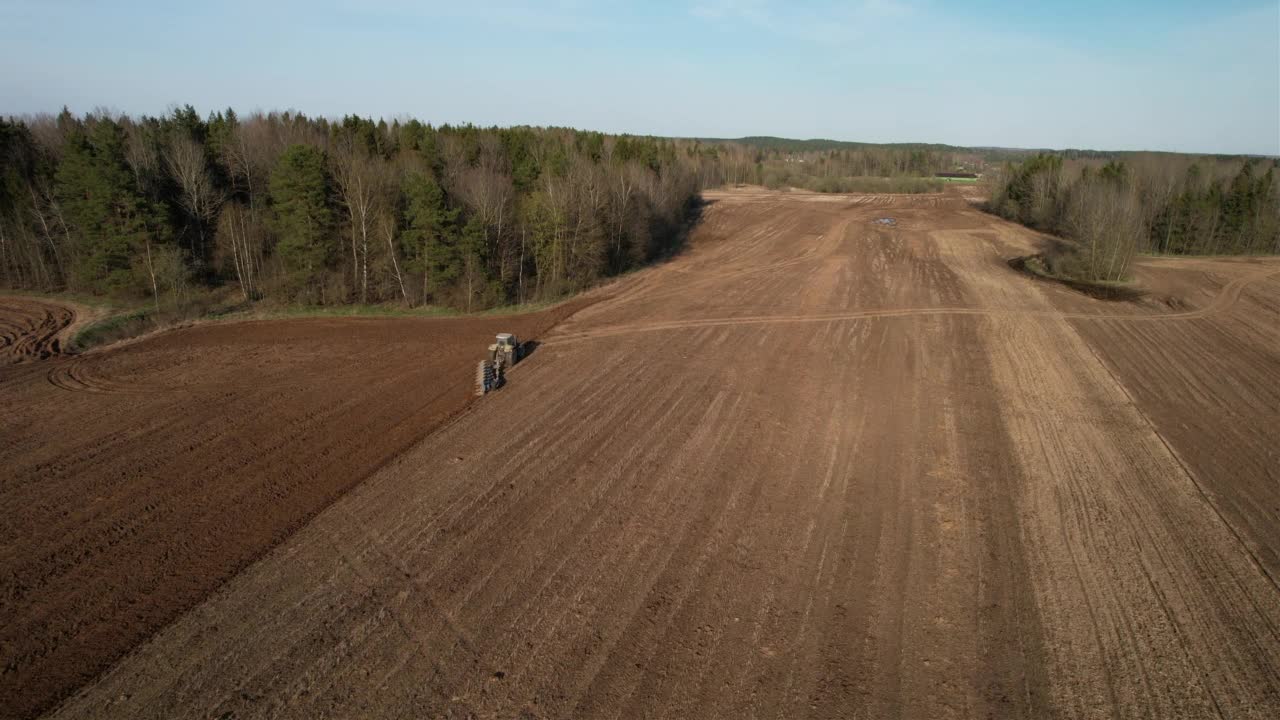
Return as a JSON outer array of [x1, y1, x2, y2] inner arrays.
[[0, 108, 709, 310], [989, 154, 1280, 282]]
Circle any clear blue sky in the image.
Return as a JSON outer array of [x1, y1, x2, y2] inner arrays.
[[1, 0, 1277, 154]]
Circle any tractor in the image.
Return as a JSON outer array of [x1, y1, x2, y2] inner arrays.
[[476, 333, 523, 395]]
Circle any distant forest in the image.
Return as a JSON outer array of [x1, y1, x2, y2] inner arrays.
[[989, 154, 1279, 283], [703, 135, 1271, 163], [0, 108, 708, 310], [1, 109, 1276, 312]]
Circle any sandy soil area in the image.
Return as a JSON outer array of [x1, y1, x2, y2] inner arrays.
[[4, 188, 1278, 718]]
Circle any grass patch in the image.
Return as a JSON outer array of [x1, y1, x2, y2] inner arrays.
[[807, 176, 944, 194], [1008, 255, 1143, 301], [67, 298, 563, 352], [231, 303, 459, 320], [758, 169, 946, 194], [219, 299, 559, 321], [1140, 250, 1273, 260], [71, 309, 155, 350]]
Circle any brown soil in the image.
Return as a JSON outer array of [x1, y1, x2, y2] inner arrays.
[[0, 301, 589, 720], [0, 298, 76, 363], [1070, 257, 1280, 581], [6, 188, 1280, 719]]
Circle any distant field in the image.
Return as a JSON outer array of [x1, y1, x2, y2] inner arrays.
[[806, 176, 944, 193]]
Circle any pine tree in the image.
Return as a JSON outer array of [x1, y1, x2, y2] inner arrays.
[[401, 170, 459, 302], [55, 118, 168, 297], [269, 144, 333, 299]]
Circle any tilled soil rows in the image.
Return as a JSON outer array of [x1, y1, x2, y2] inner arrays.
[[5, 189, 1280, 719], [0, 298, 76, 363], [0, 301, 588, 720]]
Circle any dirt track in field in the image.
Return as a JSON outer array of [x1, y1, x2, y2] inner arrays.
[[7, 188, 1280, 719], [0, 298, 78, 363]]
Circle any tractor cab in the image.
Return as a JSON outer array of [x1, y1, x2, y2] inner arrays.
[[490, 333, 521, 365], [478, 333, 523, 396]]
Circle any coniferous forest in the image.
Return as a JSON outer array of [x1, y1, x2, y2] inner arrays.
[[0, 108, 712, 311], [2, 107, 1276, 312]]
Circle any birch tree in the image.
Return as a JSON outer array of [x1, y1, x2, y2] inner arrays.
[[164, 131, 222, 263], [332, 138, 384, 303]]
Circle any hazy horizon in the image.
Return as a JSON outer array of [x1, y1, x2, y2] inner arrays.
[[2, 0, 1277, 156]]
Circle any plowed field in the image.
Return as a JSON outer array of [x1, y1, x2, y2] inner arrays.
[[5, 189, 1279, 719], [0, 303, 588, 719]]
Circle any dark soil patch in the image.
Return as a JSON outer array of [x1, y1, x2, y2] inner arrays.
[[0, 296, 594, 720]]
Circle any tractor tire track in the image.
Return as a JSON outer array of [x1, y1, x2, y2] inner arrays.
[[0, 298, 76, 364]]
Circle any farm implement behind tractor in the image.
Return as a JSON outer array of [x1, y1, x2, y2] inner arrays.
[[476, 332, 524, 395]]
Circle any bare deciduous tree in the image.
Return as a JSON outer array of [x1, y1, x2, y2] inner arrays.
[[222, 114, 277, 211], [1060, 180, 1143, 283], [216, 202, 264, 301], [164, 132, 222, 262], [332, 138, 388, 303]]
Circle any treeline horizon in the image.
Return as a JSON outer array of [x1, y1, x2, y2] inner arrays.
[[3, 106, 1276, 314], [1, 107, 720, 312]]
